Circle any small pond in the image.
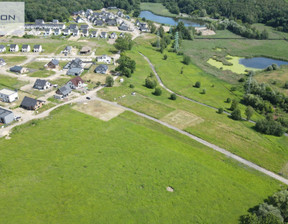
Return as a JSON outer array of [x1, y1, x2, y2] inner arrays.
[[139, 11, 205, 27], [239, 57, 288, 69]]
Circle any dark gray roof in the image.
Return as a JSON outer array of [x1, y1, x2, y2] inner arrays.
[[0, 107, 13, 118], [69, 24, 78, 29], [10, 66, 23, 72], [64, 46, 72, 51], [95, 64, 108, 73], [35, 19, 45, 25], [50, 59, 59, 66], [0, 45, 6, 49], [64, 58, 83, 69], [0, 58, 5, 63], [57, 84, 71, 95], [34, 45, 42, 49], [22, 44, 30, 49], [80, 25, 89, 30], [33, 79, 49, 89], [20, 96, 38, 108], [67, 67, 83, 76], [107, 19, 117, 26], [10, 44, 18, 48]]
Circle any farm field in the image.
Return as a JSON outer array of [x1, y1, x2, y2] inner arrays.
[[98, 45, 288, 175], [0, 106, 282, 223]]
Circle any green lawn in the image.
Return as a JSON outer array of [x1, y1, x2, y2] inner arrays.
[[140, 3, 178, 17], [0, 56, 27, 66], [0, 106, 281, 223], [26, 62, 56, 78], [0, 75, 28, 90], [98, 42, 288, 175]]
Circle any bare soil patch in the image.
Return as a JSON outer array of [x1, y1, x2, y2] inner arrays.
[[161, 110, 204, 129], [72, 100, 125, 121]]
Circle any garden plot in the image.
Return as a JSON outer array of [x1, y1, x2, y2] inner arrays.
[[72, 100, 125, 121], [161, 110, 204, 129]]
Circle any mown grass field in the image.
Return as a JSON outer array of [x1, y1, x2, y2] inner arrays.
[[140, 3, 178, 17], [0, 106, 282, 223], [0, 75, 28, 90], [25, 61, 56, 78], [0, 56, 27, 66], [98, 40, 288, 175]]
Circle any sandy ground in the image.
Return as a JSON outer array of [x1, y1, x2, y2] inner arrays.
[[72, 100, 125, 121], [160, 110, 204, 129]]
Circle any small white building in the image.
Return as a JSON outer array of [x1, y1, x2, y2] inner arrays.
[[0, 89, 19, 103], [10, 44, 19, 52], [0, 45, 6, 53], [0, 58, 6, 67], [21, 44, 31, 52], [96, 55, 112, 64], [33, 45, 43, 52]]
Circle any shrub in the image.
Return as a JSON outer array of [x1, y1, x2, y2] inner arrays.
[[170, 93, 177, 100], [163, 54, 168, 60], [238, 77, 245, 82], [230, 86, 237, 91], [105, 76, 114, 87], [230, 99, 239, 110], [194, 81, 201, 88], [272, 63, 278, 70], [218, 107, 224, 114], [153, 87, 162, 96], [183, 55, 191, 65], [231, 108, 242, 120], [255, 119, 285, 136], [226, 98, 231, 103], [201, 89, 206, 94], [145, 77, 157, 89], [129, 84, 134, 88], [284, 81, 288, 89]]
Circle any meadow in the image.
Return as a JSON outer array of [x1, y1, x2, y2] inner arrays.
[[0, 106, 282, 223], [98, 39, 288, 175], [140, 3, 177, 17]]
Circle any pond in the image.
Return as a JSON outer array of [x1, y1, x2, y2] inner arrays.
[[239, 57, 288, 69], [139, 11, 205, 27]]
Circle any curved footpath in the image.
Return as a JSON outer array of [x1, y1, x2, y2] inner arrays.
[[94, 96, 288, 185], [139, 52, 288, 137]]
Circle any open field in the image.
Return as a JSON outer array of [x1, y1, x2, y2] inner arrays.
[[0, 56, 27, 66], [72, 100, 125, 121], [0, 106, 282, 223], [140, 3, 177, 17], [0, 75, 28, 90], [25, 61, 57, 78], [98, 44, 288, 175], [181, 38, 288, 84]]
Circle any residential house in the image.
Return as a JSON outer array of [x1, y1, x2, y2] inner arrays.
[[69, 24, 78, 30], [33, 79, 51, 90], [64, 58, 83, 69], [9, 44, 19, 52], [76, 16, 84, 23], [54, 28, 61, 35], [72, 29, 80, 36], [66, 77, 85, 89], [35, 19, 45, 25], [66, 67, 84, 76], [10, 66, 27, 73], [107, 19, 117, 26], [94, 64, 108, 74], [80, 24, 89, 30], [110, 32, 117, 39], [0, 45, 6, 52], [116, 17, 123, 25], [44, 28, 52, 35], [94, 20, 104, 26], [53, 19, 59, 24], [47, 59, 59, 69], [21, 44, 31, 52], [62, 29, 71, 36], [33, 45, 43, 52], [96, 55, 112, 64], [90, 30, 98, 38], [0, 58, 6, 67], [63, 46, 72, 54], [118, 24, 129, 31], [139, 23, 149, 32], [80, 46, 91, 54], [56, 84, 72, 98], [117, 10, 125, 18], [20, 96, 44, 110], [0, 107, 14, 124], [135, 19, 140, 26], [100, 32, 108, 39], [82, 29, 89, 37], [0, 89, 18, 102]]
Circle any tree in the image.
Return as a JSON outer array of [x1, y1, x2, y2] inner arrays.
[[195, 81, 201, 88], [218, 107, 224, 114], [183, 55, 191, 65], [230, 99, 239, 110], [114, 36, 133, 52], [153, 87, 162, 96], [145, 77, 157, 89], [170, 93, 177, 100], [116, 54, 136, 77], [245, 106, 254, 120], [231, 108, 242, 120], [122, 67, 131, 78], [284, 81, 288, 89], [163, 54, 168, 60], [105, 76, 114, 87], [226, 98, 231, 103]]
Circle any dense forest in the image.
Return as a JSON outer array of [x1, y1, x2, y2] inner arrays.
[[141, 0, 288, 32], [0, 0, 140, 22]]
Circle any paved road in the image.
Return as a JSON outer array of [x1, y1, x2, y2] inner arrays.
[[94, 96, 288, 185]]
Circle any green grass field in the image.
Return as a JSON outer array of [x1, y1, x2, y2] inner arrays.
[[0, 56, 27, 66], [0, 75, 28, 90], [140, 3, 178, 17], [98, 39, 288, 175], [25, 61, 56, 78], [0, 106, 282, 223]]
